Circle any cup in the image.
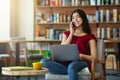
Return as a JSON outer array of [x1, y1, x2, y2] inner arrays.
[[32, 62, 43, 70]]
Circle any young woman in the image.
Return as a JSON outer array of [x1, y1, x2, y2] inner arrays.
[[41, 9, 97, 80]]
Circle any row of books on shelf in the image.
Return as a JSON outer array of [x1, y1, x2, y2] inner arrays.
[[97, 27, 120, 39], [35, 9, 120, 23], [36, 0, 120, 6], [50, 13, 70, 23], [46, 28, 65, 40], [95, 9, 120, 23], [35, 28, 65, 40], [105, 42, 120, 52]]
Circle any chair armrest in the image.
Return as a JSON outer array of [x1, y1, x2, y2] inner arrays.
[[92, 59, 105, 64], [91, 59, 105, 73], [91, 59, 106, 80]]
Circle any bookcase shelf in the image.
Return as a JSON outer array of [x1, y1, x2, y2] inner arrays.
[[97, 5, 120, 8], [35, 4, 120, 8], [34, 0, 120, 42]]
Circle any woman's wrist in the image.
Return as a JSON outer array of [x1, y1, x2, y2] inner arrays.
[[80, 54, 84, 59], [70, 32, 74, 36]]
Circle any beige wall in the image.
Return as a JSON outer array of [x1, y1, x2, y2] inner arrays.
[[0, 0, 10, 40], [10, 0, 34, 40]]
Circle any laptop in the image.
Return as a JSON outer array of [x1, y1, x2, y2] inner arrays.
[[50, 44, 80, 61]]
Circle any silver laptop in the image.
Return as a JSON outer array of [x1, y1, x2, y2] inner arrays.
[[50, 44, 80, 61]]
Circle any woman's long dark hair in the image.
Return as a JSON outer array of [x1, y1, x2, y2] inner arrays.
[[70, 9, 91, 34]]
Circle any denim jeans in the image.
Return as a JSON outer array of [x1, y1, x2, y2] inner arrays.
[[41, 58, 87, 80]]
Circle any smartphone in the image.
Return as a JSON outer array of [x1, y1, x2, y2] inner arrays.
[[72, 22, 76, 28]]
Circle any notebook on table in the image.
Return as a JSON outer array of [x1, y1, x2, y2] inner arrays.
[[2, 66, 33, 71], [50, 44, 80, 61]]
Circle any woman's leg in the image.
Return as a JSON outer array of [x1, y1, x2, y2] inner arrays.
[[68, 60, 88, 80], [41, 58, 68, 74]]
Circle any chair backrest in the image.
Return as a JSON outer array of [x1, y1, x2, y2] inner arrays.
[[0, 43, 10, 67], [95, 39, 105, 75], [0, 43, 9, 54], [9, 37, 27, 55]]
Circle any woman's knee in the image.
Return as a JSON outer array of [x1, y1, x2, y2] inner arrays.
[[40, 58, 49, 63], [68, 61, 78, 72], [40, 58, 50, 67], [68, 60, 87, 73]]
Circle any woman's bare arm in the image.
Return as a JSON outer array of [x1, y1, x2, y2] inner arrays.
[[80, 39, 97, 61]]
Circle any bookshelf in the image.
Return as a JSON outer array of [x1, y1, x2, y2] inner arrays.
[[34, 0, 120, 41]]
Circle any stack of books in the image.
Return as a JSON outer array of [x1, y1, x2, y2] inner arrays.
[[2, 66, 33, 71]]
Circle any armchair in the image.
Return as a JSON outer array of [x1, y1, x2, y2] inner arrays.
[[9, 37, 27, 65], [9, 37, 43, 66], [45, 39, 106, 80], [0, 43, 10, 67]]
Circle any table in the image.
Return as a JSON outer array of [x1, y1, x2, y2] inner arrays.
[[2, 67, 48, 80], [0, 40, 61, 66]]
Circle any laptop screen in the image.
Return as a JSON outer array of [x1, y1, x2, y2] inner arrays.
[[50, 44, 80, 61]]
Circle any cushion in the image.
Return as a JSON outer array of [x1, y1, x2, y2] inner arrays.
[[45, 67, 91, 80]]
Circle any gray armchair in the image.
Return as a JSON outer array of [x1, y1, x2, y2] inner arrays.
[[0, 43, 10, 67], [9, 37, 27, 65], [45, 39, 106, 80]]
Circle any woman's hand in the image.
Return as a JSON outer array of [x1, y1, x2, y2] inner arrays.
[[80, 54, 84, 59], [69, 22, 76, 34]]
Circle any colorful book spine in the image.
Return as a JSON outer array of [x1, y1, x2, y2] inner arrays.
[[71, 0, 75, 6], [59, 0, 62, 6], [97, 0, 101, 5], [110, 0, 115, 5], [106, 9, 110, 22], [112, 28, 118, 39], [62, 0, 72, 6], [75, 0, 79, 6], [90, 0, 96, 5], [97, 27, 101, 38], [115, 0, 119, 5], [106, 28, 111, 39], [49, 28, 54, 40], [113, 9, 118, 23], [55, 0, 59, 6], [53, 13, 57, 23], [50, 0, 55, 6], [95, 10, 100, 22], [101, 28, 105, 38], [100, 10, 104, 22]]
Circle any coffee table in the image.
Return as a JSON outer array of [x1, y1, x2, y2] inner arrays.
[[2, 67, 48, 80]]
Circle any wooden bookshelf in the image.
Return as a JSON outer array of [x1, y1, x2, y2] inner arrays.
[[34, 0, 120, 42]]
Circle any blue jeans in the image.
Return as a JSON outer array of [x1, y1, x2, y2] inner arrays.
[[41, 58, 87, 80]]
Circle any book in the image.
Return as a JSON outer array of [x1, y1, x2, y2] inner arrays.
[[95, 10, 100, 22], [2, 66, 33, 71], [97, 27, 101, 38], [113, 9, 117, 23], [37, 0, 46, 6], [62, 0, 71, 6], [50, 0, 55, 6], [59, 0, 62, 6], [110, 0, 115, 5], [106, 9, 110, 22], [106, 28, 111, 39], [100, 10, 104, 22], [90, 0, 96, 5], [49, 28, 54, 40], [97, 0, 101, 5], [101, 28, 105, 39]]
